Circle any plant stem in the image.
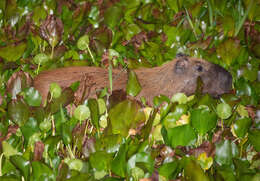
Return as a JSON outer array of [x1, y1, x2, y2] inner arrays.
[[185, 8, 198, 39], [0, 153, 3, 176], [86, 45, 96, 65], [206, 0, 214, 28], [67, 145, 75, 159], [108, 58, 113, 93], [51, 42, 54, 59], [235, 0, 254, 36]]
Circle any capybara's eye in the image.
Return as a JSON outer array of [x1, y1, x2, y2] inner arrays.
[[196, 65, 203, 72]]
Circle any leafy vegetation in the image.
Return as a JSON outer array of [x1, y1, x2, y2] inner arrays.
[[0, 0, 260, 180]]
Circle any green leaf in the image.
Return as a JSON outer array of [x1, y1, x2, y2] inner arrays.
[[66, 159, 83, 171], [141, 109, 157, 140], [158, 161, 178, 180], [127, 152, 154, 175], [20, 117, 39, 145], [233, 118, 251, 138], [171, 93, 188, 104], [236, 104, 249, 117], [166, 0, 179, 12], [163, 25, 179, 46], [0, 42, 26, 62], [95, 134, 122, 154], [104, 5, 123, 30], [89, 151, 112, 171], [126, 70, 142, 97], [32, 6, 47, 26], [216, 103, 232, 119], [111, 143, 127, 177], [131, 167, 144, 180], [49, 83, 62, 99], [216, 39, 241, 65], [0, 175, 20, 181], [216, 166, 236, 181], [77, 35, 89, 50], [248, 129, 260, 152], [2, 141, 19, 158], [108, 100, 145, 137], [33, 53, 49, 65], [191, 107, 217, 135], [47, 88, 74, 114], [166, 124, 197, 148], [124, 24, 141, 41], [8, 99, 30, 126], [73, 105, 90, 122], [56, 162, 69, 181], [61, 123, 71, 145], [10, 155, 30, 180], [215, 140, 233, 166], [183, 158, 210, 181], [24, 87, 42, 106], [97, 98, 106, 115], [31, 161, 54, 180], [88, 98, 100, 129], [162, 104, 188, 129]]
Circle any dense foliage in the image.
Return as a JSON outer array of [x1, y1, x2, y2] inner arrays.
[[0, 0, 260, 180]]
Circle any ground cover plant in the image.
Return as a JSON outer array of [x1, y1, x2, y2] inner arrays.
[[0, 0, 260, 180]]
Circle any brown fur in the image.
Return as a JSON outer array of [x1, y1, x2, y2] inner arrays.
[[33, 56, 232, 104]]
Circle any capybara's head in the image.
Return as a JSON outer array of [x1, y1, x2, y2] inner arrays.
[[173, 54, 232, 96]]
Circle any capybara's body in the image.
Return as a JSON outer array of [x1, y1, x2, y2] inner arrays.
[[33, 55, 232, 104]]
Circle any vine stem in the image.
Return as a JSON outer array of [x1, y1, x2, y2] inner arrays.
[[86, 45, 97, 65]]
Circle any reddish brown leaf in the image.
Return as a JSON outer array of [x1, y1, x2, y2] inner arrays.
[[246, 106, 256, 120], [39, 15, 64, 47], [33, 141, 45, 161], [7, 71, 33, 99]]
